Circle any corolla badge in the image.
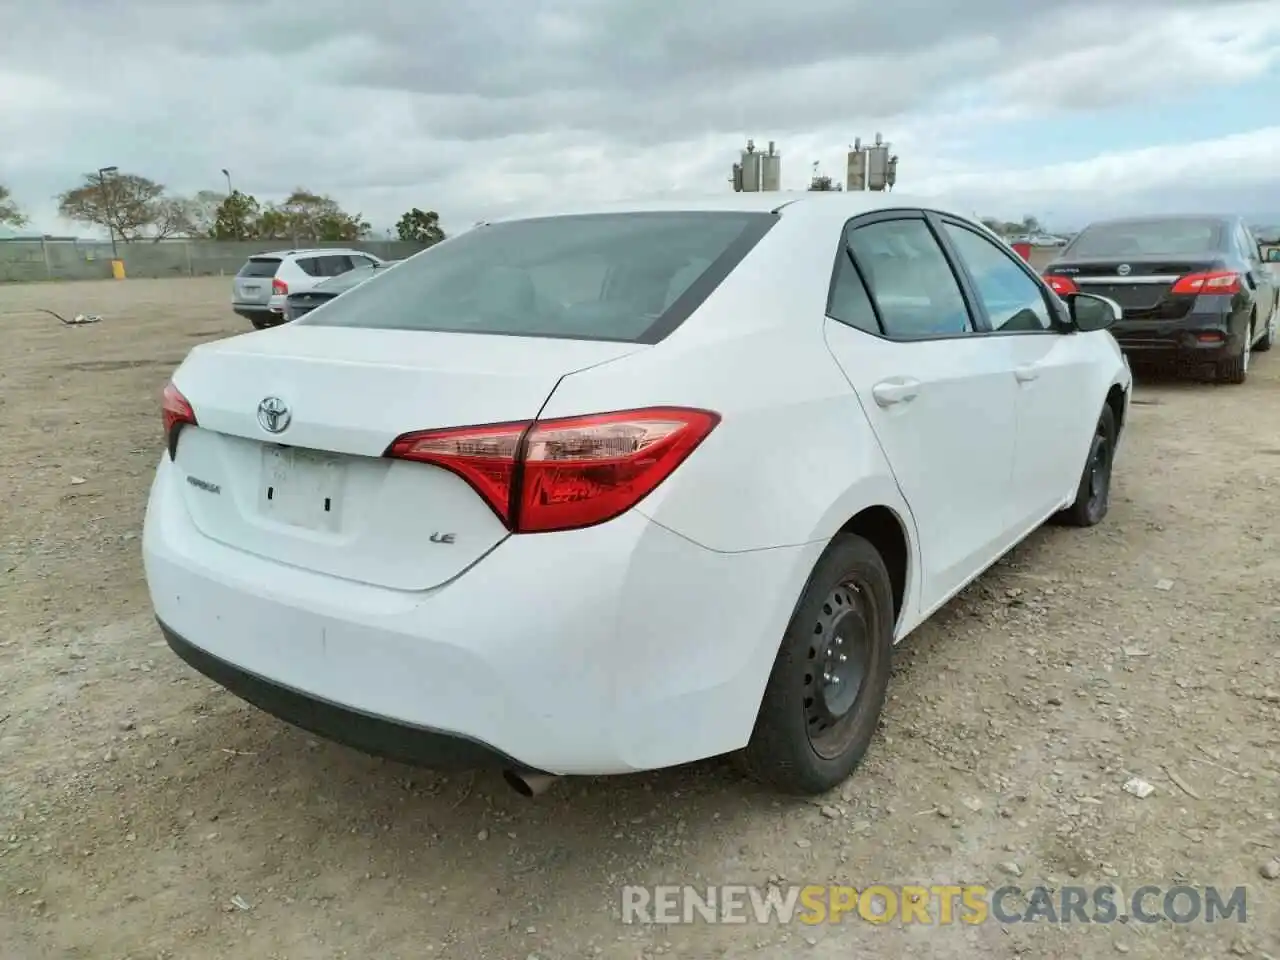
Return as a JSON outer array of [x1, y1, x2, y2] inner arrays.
[[257, 396, 291, 434], [1116, 264, 1131, 276]]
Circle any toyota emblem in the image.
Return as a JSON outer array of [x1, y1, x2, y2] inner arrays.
[[1117, 264, 1131, 276], [257, 396, 291, 434]]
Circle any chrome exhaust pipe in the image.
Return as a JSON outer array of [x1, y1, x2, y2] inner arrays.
[[502, 769, 559, 797]]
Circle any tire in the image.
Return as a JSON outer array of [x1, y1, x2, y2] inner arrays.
[[1053, 403, 1116, 528], [1216, 315, 1252, 383], [250, 318, 271, 330], [738, 533, 894, 795]]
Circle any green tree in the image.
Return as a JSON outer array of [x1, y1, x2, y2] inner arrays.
[[274, 188, 371, 242], [210, 190, 262, 240], [395, 207, 446, 245], [253, 205, 293, 241], [0, 183, 28, 229], [56, 171, 166, 241]]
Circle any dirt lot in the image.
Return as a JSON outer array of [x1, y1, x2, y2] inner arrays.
[[2, 277, 1279, 959]]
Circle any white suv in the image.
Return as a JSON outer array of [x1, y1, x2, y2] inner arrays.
[[232, 249, 383, 328]]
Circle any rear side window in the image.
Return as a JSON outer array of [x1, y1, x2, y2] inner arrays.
[[237, 257, 281, 278], [826, 251, 880, 335], [1066, 219, 1222, 258], [317, 254, 354, 276], [298, 212, 777, 343], [847, 219, 973, 338]]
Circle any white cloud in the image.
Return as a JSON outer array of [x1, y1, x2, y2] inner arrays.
[[0, 0, 1277, 236]]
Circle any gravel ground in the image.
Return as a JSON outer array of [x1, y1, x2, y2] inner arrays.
[[2, 277, 1278, 960]]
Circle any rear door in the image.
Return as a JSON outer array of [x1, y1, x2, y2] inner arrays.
[[935, 215, 1097, 527], [822, 211, 1020, 611], [234, 257, 281, 306]]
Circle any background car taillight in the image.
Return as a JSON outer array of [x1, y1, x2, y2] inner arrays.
[[161, 381, 197, 458], [1043, 274, 1078, 296], [386, 407, 721, 533], [272, 278, 289, 296], [1170, 271, 1240, 296]]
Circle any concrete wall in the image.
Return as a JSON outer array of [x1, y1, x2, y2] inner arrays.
[[0, 239, 429, 283]]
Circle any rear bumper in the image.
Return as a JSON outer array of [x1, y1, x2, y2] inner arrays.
[[232, 304, 285, 325], [1111, 311, 1244, 361], [142, 456, 822, 776], [159, 620, 532, 770]]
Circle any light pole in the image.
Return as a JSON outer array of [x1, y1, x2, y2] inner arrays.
[[221, 168, 232, 195], [97, 165, 119, 259]]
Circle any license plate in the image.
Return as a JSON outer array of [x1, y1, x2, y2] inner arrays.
[[241, 284, 259, 295], [259, 446, 346, 532]]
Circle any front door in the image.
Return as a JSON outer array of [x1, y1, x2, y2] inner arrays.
[[823, 212, 1021, 613], [933, 218, 1096, 528]]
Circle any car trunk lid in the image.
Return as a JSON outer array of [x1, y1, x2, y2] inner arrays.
[[233, 257, 282, 304], [170, 326, 644, 590], [1045, 255, 1225, 319]]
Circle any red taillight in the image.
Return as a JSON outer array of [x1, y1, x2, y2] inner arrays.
[[272, 277, 289, 295], [161, 381, 197, 457], [1170, 270, 1240, 296], [1043, 274, 1078, 296], [386, 407, 721, 533]]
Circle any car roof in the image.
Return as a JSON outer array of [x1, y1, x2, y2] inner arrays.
[[1078, 214, 1237, 229], [480, 191, 981, 224], [248, 248, 370, 259]]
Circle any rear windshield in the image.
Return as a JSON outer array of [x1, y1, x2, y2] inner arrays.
[[237, 257, 281, 278], [1066, 219, 1223, 258], [297, 211, 776, 343]]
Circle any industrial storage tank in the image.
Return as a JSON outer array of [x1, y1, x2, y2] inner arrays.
[[760, 141, 781, 191], [740, 149, 762, 192]]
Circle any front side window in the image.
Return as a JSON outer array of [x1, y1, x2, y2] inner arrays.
[[943, 223, 1053, 332], [299, 212, 775, 343], [846, 218, 972, 338]]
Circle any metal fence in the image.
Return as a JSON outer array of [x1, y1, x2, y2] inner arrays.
[[0, 239, 429, 283]]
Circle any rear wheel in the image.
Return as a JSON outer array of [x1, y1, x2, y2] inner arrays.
[[738, 533, 894, 795], [1216, 315, 1252, 383], [1053, 404, 1116, 528], [251, 318, 272, 330]]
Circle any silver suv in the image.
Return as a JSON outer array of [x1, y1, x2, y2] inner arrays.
[[232, 248, 383, 328]]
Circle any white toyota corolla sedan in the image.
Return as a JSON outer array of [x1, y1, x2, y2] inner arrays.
[[144, 193, 1132, 797]]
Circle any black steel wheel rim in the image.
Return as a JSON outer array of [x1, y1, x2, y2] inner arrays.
[[804, 579, 875, 760]]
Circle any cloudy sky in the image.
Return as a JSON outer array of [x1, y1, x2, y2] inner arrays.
[[2, 0, 1279, 238]]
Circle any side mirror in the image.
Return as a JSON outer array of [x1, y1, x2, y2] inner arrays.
[[1067, 292, 1121, 332]]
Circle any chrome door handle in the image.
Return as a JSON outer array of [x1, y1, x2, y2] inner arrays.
[[871, 379, 921, 407], [1014, 364, 1040, 383]]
